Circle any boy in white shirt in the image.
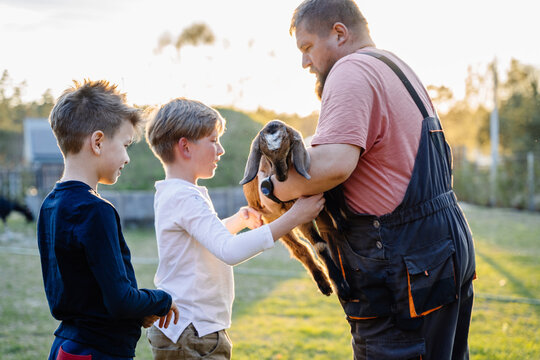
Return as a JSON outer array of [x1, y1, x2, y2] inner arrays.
[[145, 98, 325, 359]]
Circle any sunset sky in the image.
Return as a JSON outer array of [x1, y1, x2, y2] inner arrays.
[[1, 0, 539, 116]]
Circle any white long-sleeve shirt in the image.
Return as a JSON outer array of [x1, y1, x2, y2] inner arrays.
[[152, 178, 274, 342]]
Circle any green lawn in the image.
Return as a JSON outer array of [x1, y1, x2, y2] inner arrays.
[[0, 203, 538, 359]]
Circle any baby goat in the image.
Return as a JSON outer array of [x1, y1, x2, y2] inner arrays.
[[240, 120, 350, 299]]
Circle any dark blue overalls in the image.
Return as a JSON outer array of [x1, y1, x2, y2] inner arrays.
[[320, 53, 476, 360]]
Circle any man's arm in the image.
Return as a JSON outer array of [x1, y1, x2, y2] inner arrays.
[[272, 143, 361, 201]]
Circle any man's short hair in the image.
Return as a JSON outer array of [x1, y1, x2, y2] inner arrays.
[[145, 98, 225, 164], [49, 79, 141, 155], [290, 0, 368, 37]]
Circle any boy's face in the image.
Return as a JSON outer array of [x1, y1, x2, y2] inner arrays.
[[98, 121, 135, 185], [190, 129, 225, 180]]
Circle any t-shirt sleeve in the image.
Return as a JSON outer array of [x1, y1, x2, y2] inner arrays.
[[174, 191, 274, 266], [311, 58, 380, 153], [82, 203, 171, 318]]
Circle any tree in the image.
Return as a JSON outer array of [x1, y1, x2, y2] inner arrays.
[[25, 89, 55, 119], [432, 68, 490, 154], [477, 59, 540, 154], [155, 23, 215, 55], [0, 70, 26, 132], [498, 59, 540, 153], [0, 70, 56, 165], [247, 107, 318, 138]]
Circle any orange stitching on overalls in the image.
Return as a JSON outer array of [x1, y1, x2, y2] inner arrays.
[[407, 269, 444, 318], [337, 249, 377, 320], [348, 315, 378, 320], [337, 248, 347, 279]]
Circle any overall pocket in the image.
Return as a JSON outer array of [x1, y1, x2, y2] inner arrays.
[[403, 237, 457, 317], [339, 238, 392, 319]]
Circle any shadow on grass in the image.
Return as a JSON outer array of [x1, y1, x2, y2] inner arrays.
[[227, 242, 352, 359], [475, 250, 540, 316], [232, 241, 316, 317]]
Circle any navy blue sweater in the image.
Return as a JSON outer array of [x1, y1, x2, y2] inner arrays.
[[37, 181, 171, 357]]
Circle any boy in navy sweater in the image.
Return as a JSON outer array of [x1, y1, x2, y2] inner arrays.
[[38, 80, 179, 360]]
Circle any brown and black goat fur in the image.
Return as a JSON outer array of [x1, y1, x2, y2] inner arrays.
[[240, 120, 350, 299]]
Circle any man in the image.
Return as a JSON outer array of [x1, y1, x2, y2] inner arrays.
[[260, 0, 476, 359]]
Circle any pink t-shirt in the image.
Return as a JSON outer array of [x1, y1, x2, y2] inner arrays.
[[311, 48, 435, 216]]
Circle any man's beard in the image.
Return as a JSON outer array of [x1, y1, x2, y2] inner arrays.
[[315, 72, 326, 100], [314, 63, 332, 100]]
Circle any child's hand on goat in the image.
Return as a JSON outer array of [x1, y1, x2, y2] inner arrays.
[[288, 193, 326, 225], [238, 206, 263, 229], [222, 206, 263, 234]]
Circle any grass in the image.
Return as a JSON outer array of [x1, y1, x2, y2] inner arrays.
[[461, 204, 540, 360], [0, 202, 538, 359]]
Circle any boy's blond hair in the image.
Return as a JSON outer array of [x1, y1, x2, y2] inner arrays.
[[146, 98, 225, 164], [49, 79, 142, 156]]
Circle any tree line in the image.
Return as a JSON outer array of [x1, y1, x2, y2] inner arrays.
[[432, 59, 540, 157], [1, 58, 538, 196]]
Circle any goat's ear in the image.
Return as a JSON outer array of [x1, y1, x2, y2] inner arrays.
[[291, 132, 311, 180], [240, 135, 262, 185]]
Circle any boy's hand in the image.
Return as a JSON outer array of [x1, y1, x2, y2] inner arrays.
[[158, 301, 179, 329], [238, 206, 263, 229], [142, 315, 159, 328], [289, 193, 325, 225]]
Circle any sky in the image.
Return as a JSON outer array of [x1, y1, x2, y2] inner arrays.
[[1, 0, 539, 116]]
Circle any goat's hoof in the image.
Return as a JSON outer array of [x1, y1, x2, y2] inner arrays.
[[317, 281, 333, 296]]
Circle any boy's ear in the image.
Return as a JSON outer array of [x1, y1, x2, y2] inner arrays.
[[90, 131, 105, 155], [177, 137, 192, 159]]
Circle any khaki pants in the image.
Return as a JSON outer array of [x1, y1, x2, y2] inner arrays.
[[146, 324, 232, 360]]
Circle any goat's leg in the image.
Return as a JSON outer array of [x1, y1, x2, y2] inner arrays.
[[324, 185, 349, 233], [279, 232, 333, 296], [297, 220, 351, 300]]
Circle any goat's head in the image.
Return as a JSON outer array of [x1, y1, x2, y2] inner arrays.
[[240, 120, 311, 185]]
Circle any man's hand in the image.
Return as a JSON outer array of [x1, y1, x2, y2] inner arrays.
[[158, 301, 179, 329]]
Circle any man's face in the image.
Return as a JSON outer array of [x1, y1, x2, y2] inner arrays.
[[295, 23, 339, 100]]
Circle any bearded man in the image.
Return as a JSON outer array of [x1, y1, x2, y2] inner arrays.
[[261, 1, 477, 359]]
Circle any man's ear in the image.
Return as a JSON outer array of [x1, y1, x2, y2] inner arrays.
[[90, 131, 105, 155], [333, 22, 349, 45]]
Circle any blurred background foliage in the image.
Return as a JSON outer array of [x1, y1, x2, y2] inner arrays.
[[0, 57, 539, 209]]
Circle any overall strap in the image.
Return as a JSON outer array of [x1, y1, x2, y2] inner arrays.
[[361, 51, 430, 119]]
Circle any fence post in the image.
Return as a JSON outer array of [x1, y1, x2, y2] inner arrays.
[[527, 152, 535, 211]]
